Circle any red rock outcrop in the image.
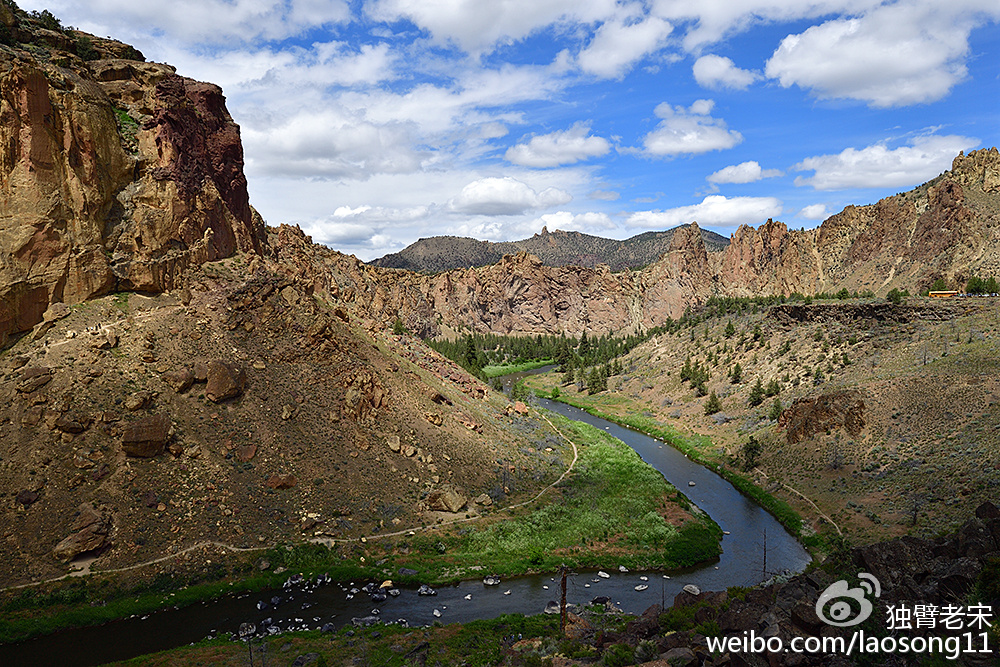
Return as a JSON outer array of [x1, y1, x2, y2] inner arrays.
[[778, 391, 866, 444], [0, 23, 263, 346]]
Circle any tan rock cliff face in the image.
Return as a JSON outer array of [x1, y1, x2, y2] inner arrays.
[[0, 31, 261, 345], [719, 148, 1000, 300]]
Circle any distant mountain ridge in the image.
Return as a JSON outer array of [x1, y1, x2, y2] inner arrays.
[[368, 224, 730, 272]]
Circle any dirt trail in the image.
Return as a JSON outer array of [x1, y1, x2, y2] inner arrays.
[[1, 410, 581, 592]]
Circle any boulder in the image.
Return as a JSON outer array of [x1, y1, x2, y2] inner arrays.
[[16, 489, 40, 507], [661, 647, 697, 666], [427, 485, 466, 513], [124, 391, 154, 411], [192, 360, 209, 382], [205, 360, 245, 402], [163, 367, 194, 393], [266, 474, 297, 490], [52, 504, 111, 561], [17, 367, 53, 393], [236, 443, 257, 462], [122, 413, 171, 457]]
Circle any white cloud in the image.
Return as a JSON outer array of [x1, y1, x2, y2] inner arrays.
[[21, 0, 350, 45], [505, 123, 611, 167], [649, 0, 884, 52], [449, 177, 573, 215], [588, 190, 621, 201], [764, 2, 1000, 107], [798, 204, 829, 220], [369, 0, 621, 54], [692, 54, 759, 90], [242, 109, 424, 179], [707, 160, 782, 184], [537, 211, 617, 232], [626, 195, 783, 229], [576, 15, 674, 78], [792, 134, 980, 190], [641, 100, 743, 156]]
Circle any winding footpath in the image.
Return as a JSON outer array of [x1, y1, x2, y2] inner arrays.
[[1, 410, 580, 593]]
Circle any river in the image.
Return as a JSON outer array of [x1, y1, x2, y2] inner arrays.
[[1, 368, 809, 666]]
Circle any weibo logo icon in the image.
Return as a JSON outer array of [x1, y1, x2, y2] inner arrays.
[[815, 573, 881, 627]]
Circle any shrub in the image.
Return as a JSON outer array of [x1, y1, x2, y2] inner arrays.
[[886, 288, 903, 304], [30, 9, 63, 31], [602, 643, 635, 666], [742, 436, 762, 471], [768, 398, 782, 421], [747, 378, 764, 407], [704, 391, 722, 416]]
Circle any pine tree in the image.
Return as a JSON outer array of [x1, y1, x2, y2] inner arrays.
[[748, 377, 765, 407], [724, 320, 736, 338], [742, 436, 763, 471], [704, 391, 722, 415]]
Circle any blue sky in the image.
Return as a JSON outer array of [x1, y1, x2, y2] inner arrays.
[[25, 0, 1000, 260]]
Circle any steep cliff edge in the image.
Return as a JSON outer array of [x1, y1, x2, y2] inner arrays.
[[0, 11, 263, 346], [720, 147, 1000, 298]]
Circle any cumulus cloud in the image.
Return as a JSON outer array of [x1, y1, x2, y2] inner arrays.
[[792, 134, 980, 190], [370, 0, 621, 54], [626, 195, 783, 229], [536, 211, 617, 232], [505, 123, 611, 167], [764, 2, 998, 107], [449, 177, 573, 215], [798, 204, 830, 220], [641, 100, 743, 156], [242, 110, 424, 179], [650, 0, 885, 53], [21, 0, 350, 45], [693, 55, 759, 90], [576, 15, 674, 78], [707, 161, 782, 184]]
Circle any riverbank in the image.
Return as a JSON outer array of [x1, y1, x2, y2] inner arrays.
[[481, 358, 555, 378], [0, 412, 721, 646], [523, 373, 820, 551]]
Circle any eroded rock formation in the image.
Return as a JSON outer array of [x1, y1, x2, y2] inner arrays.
[[0, 20, 263, 346]]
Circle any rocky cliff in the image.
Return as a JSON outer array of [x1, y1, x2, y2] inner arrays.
[[0, 10, 263, 347], [720, 148, 1000, 299]]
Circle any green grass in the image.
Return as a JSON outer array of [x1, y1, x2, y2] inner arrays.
[[419, 413, 722, 575], [481, 358, 554, 378], [531, 383, 806, 539]]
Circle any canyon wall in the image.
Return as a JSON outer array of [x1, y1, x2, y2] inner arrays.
[[0, 20, 263, 345]]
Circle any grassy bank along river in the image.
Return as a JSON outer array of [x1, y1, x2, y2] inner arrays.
[[521, 373, 818, 551], [0, 411, 720, 645]]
